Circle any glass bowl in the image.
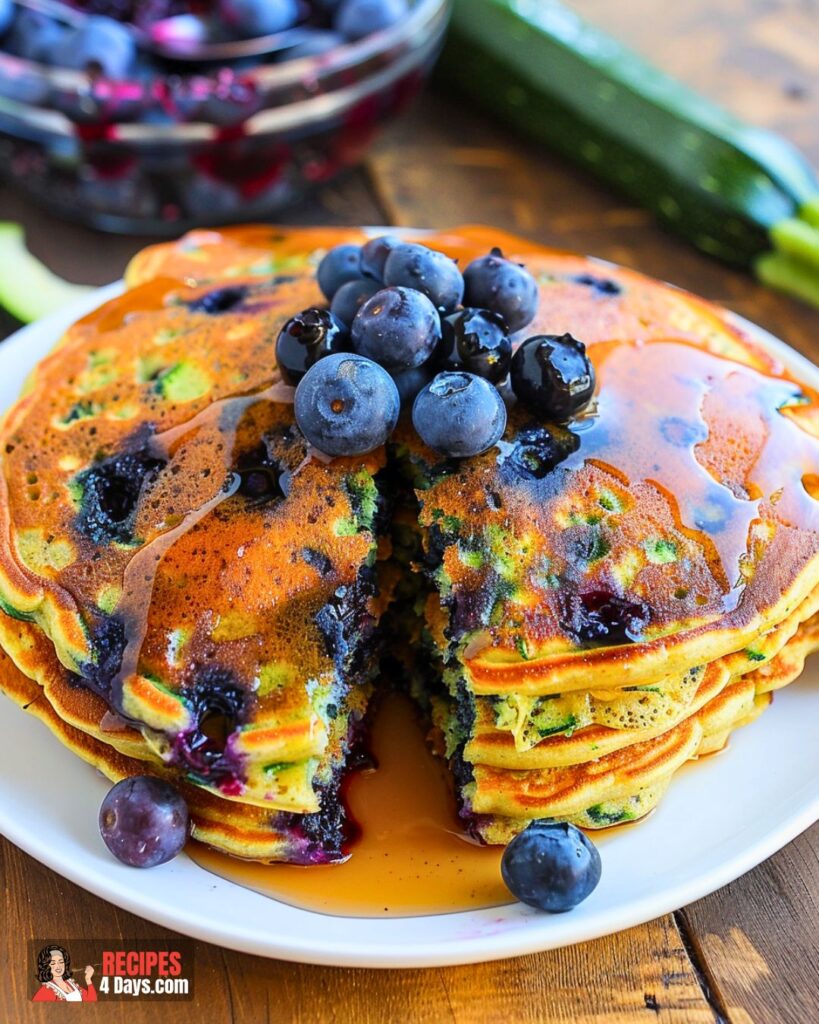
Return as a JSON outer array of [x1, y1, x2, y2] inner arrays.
[[0, 0, 450, 233]]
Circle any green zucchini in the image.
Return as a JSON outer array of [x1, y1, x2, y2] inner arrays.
[[439, 0, 819, 307], [0, 222, 93, 324]]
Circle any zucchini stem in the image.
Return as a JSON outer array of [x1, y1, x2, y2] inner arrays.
[[757, 199, 819, 309], [801, 197, 819, 227], [770, 217, 819, 273], [756, 251, 819, 309]]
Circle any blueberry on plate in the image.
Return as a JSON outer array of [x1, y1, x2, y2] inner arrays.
[[390, 364, 433, 407], [276, 307, 348, 385], [439, 307, 511, 383], [53, 16, 136, 78], [501, 821, 602, 912], [219, 0, 300, 37], [463, 247, 539, 333], [99, 776, 189, 868], [412, 372, 507, 458], [330, 277, 381, 328], [351, 286, 441, 370], [294, 352, 400, 456], [360, 234, 403, 282], [317, 243, 363, 300], [510, 333, 596, 422], [383, 242, 465, 314], [335, 0, 408, 41]]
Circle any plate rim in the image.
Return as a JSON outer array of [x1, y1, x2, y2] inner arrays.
[[0, 261, 817, 969]]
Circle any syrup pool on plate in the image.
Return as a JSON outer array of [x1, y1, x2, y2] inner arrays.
[[187, 691, 514, 918]]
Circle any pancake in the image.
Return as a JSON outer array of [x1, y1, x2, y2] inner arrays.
[[383, 229, 819, 839], [1, 224, 818, 861], [0, 261, 396, 861]]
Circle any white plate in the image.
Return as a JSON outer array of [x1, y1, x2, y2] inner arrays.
[[0, 281, 818, 969]]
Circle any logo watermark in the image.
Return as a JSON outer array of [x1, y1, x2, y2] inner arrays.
[[29, 940, 195, 1002]]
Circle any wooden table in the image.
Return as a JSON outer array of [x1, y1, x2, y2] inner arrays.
[[2, 2, 818, 1020]]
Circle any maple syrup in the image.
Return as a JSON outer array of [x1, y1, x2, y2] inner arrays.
[[187, 692, 513, 918]]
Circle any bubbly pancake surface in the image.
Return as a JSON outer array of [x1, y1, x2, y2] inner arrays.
[[1, 223, 818, 861]]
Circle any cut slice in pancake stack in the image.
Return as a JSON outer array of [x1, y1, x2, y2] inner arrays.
[[1, 224, 818, 862], [391, 234, 819, 843]]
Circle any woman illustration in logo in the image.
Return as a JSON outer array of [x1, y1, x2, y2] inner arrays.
[[32, 945, 97, 1002]]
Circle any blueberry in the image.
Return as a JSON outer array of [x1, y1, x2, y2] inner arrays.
[[6, 10, 67, 63], [572, 273, 622, 296], [432, 324, 464, 372], [360, 234, 403, 282], [502, 425, 577, 481], [53, 17, 136, 78], [219, 0, 300, 36], [238, 467, 284, 503], [188, 285, 248, 315], [390, 364, 433, 407], [0, 0, 13, 36], [559, 589, 650, 646], [330, 278, 381, 328], [335, 0, 408, 40], [149, 13, 209, 53], [501, 821, 602, 913], [317, 243, 363, 300], [276, 307, 348, 385], [463, 247, 539, 332], [351, 286, 441, 371], [510, 333, 595, 422], [294, 353, 400, 456], [412, 372, 507, 458], [237, 447, 286, 505], [438, 308, 511, 383], [99, 776, 189, 868], [383, 243, 465, 314], [76, 450, 165, 546], [179, 669, 247, 781]]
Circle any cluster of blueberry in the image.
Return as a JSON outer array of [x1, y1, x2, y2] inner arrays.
[[0, 1, 135, 73], [282, 237, 596, 459], [0, 0, 408, 77]]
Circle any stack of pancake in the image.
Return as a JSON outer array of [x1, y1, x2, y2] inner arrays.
[[0, 227, 392, 863], [393, 234, 819, 842], [1, 224, 818, 861]]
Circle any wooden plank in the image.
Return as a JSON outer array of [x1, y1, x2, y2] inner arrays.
[[679, 822, 819, 1024], [1, 835, 725, 1023]]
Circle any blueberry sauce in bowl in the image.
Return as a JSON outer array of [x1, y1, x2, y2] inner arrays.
[[0, 0, 451, 232]]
